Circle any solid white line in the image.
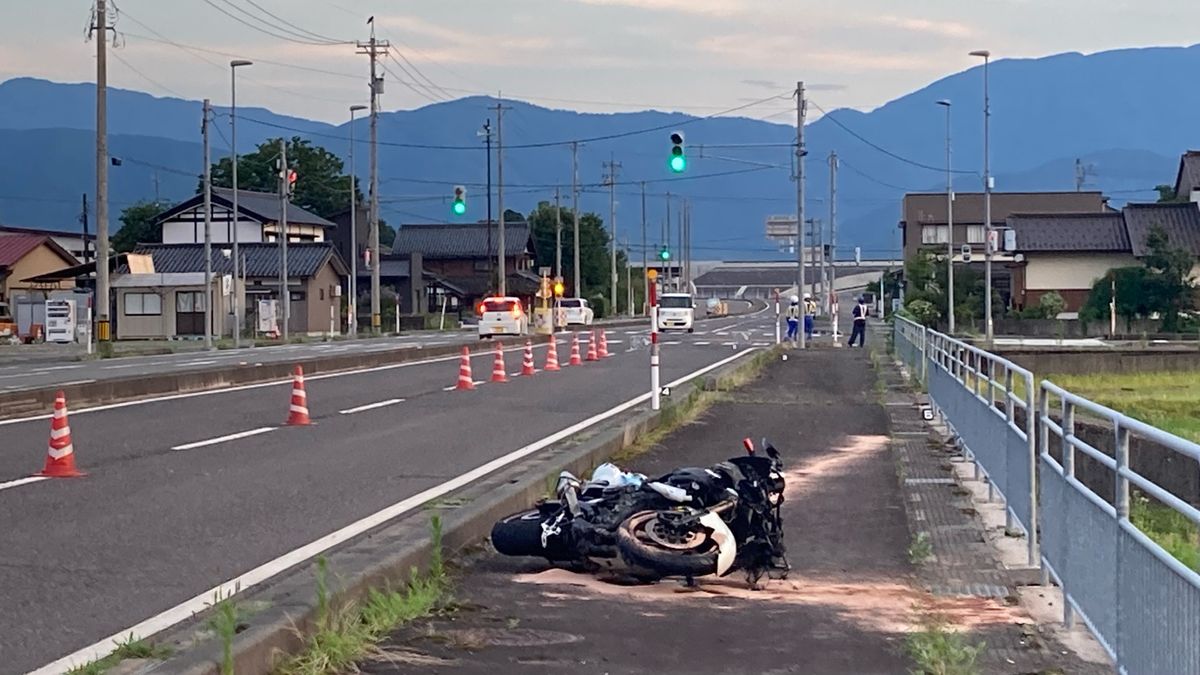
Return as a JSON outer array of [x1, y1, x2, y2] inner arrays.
[[180, 360, 218, 367], [31, 347, 759, 674], [170, 427, 276, 451], [338, 399, 404, 415], [0, 476, 50, 493]]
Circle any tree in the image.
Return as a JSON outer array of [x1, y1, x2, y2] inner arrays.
[[1156, 184, 1185, 204], [205, 136, 360, 220], [1081, 266, 1154, 328], [1142, 226, 1196, 331], [527, 201, 614, 299], [111, 201, 166, 253]]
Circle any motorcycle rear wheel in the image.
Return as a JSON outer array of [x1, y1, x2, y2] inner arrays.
[[616, 511, 719, 578], [491, 509, 574, 560]]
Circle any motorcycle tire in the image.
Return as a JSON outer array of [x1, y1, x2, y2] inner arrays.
[[490, 509, 573, 560], [615, 511, 719, 578]]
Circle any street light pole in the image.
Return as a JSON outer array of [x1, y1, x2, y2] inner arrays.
[[971, 49, 993, 342], [348, 104, 366, 338], [795, 80, 807, 349], [230, 59, 252, 347], [937, 99, 954, 335]]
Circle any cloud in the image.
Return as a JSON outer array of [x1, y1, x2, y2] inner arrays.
[[808, 83, 849, 92], [695, 34, 943, 71], [741, 78, 779, 89], [572, 0, 752, 17], [870, 15, 976, 39]]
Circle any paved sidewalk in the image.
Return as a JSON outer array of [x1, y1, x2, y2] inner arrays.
[[360, 346, 1106, 674]]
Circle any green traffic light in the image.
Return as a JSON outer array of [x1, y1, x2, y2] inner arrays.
[[669, 154, 686, 173], [452, 200, 466, 215], [660, 249, 671, 261]]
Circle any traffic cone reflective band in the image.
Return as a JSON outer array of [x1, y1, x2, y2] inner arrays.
[[598, 330, 610, 358], [544, 335, 560, 371], [456, 347, 475, 390], [569, 333, 583, 366], [586, 331, 599, 362], [491, 342, 509, 383], [286, 365, 312, 425], [521, 341, 536, 376], [39, 391, 85, 478]]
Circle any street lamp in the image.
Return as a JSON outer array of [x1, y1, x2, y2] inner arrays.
[[969, 49, 993, 342], [348, 104, 367, 338], [936, 99, 954, 334], [230, 59, 252, 348]]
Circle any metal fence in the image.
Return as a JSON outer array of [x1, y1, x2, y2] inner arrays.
[[1039, 382, 1200, 674]]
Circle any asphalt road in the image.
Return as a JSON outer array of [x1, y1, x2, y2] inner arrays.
[[0, 310, 774, 674]]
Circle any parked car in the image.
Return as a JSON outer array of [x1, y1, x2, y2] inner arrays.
[[657, 293, 695, 333], [478, 297, 528, 338], [559, 298, 594, 326]]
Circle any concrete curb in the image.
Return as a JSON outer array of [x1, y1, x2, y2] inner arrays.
[[129, 350, 768, 675]]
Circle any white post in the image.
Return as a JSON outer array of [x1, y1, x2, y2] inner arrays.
[[832, 299, 840, 339], [439, 294, 448, 331], [329, 305, 335, 338], [86, 304, 94, 355], [774, 297, 781, 345], [650, 305, 661, 411]]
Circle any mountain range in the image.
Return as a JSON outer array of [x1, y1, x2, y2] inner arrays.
[[2, 43, 1199, 261]]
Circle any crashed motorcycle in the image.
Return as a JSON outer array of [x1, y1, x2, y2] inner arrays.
[[490, 439, 789, 585]]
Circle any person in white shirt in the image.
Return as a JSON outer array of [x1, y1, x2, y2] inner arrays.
[[848, 296, 868, 347]]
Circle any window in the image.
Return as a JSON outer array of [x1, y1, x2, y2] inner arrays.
[[319, 288, 325, 301], [921, 225, 949, 244], [176, 291, 205, 313], [966, 225, 985, 244], [124, 292, 162, 316], [659, 296, 693, 309], [482, 299, 518, 313], [290, 291, 306, 302]]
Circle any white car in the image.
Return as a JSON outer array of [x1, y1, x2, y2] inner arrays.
[[657, 293, 695, 333], [559, 298, 594, 326], [478, 297, 528, 338]]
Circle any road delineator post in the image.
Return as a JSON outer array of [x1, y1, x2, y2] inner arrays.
[[38, 391, 85, 478], [490, 342, 509, 383], [521, 341, 536, 376], [569, 333, 583, 366], [455, 347, 475, 390], [544, 335, 560, 371], [598, 329, 610, 358], [286, 365, 312, 425], [586, 330, 599, 362]]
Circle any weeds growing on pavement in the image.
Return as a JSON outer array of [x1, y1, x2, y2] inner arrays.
[[64, 634, 172, 675], [905, 614, 985, 675], [208, 586, 242, 675], [908, 531, 933, 564], [275, 516, 449, 675]]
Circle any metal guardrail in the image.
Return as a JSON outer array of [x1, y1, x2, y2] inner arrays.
[[1039, 382, 1200, 674], [892, 315, 1200, 673]]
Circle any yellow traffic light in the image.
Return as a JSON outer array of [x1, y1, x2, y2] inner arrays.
[[553, 281, 565, 297], [647, 269, 658, 281]]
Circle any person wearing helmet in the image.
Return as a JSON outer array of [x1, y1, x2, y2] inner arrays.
[[802, 293, 817, 341], [785, 295, 800, 343], [848, 295, 869, 347]]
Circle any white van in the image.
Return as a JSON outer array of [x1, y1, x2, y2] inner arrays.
[[657, 293, 695, 333], [478, 297, 528, 338], [558, 298, 594, 326]]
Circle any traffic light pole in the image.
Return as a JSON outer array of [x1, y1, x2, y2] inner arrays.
[[649, 272, 660, 411], [279, 138, 290, 342], [795, 80, 808, 350], [571, 142, 581, 298]]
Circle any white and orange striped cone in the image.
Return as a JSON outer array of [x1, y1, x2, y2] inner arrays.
[[491, 342, 509, 383], [286, 365, 311, 425], [586, 330, 599, 362], [39, 391, 85, 478], [544, 335, 561, 371], [455, 346, 475, 390], [598, 330, 610, 358], [521, 341, 536, 376], [569, 333, 583, 366]]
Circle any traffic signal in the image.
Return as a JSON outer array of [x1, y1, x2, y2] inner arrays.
[[286, 169, 297, 196], [553, 278, 565, 297], [451, 185, 467, 216], [659, 246, 671, 261], [669, 131, 686, 173]]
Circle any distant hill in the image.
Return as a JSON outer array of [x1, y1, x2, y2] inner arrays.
[[2, 43, 1198, 259]]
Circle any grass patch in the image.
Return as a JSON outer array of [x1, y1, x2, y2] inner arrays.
[[1048, 370, 1200, 443], [274, 516, 449, 675], [65, 634, 172, 675], [907, 531, 933, 565], [1131, 493, 1200, 571], [905, 614, 985, 675]]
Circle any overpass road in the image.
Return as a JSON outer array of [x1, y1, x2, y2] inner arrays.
[[0, 310, 775, 674]]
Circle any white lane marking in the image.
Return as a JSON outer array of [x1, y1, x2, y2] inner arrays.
[[0, 476, 50, 493], [338, 398, 405, 415], [42, 365, 83, 371], [31, 347, 759, 675], [663, 340, 682, 346], [102, 364, 140, 370], [0, 347, 542, 428], [694, 341, 711, 346], [170, 427, 277, 451], [179, 359, 218, 367]]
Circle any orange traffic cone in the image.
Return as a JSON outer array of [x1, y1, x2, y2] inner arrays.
[[544, 335, 560, 371], [455, 346, 475, 390], [521, 341, 536, 376], [491, 342, 509, 383], [598, 330, 610, 358], [39, 391, 85, 478], [569, 333, 583, 366], [586, 330, 599, 362], [286, 365, 311, 425]]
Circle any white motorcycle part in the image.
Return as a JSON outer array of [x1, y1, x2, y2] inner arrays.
[[646, 481, 693, 503], [699, 511, 737, 576]]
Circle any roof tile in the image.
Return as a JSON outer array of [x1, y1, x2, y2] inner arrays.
[[390, 222, 531, 259]]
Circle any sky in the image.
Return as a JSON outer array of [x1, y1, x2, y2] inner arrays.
[[1, 0, 1197, 123]]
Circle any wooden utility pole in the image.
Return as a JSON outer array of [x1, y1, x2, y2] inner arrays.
[[203, 99, 214, 350], [92, 0, 111, 343], [357, 20, 389, 333]]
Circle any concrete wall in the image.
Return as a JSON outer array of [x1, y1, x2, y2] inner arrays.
[[1025, 253, 1136, 291], [991, 346, 1200, 377]]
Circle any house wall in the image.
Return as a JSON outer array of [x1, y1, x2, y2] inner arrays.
[[115, 283, 228, 339], [304, 262, 343, 334], [1016, 253, 1137, 311], [162, 214, 264, 245], [2, 244, 75, 299]]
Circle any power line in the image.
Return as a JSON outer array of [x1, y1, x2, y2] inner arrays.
[[379, 57, 447, 103], [121, 31, 360, 79], [242, 0, 350, 44], [809, 99, 974, 175], [837, 158, 926, 192], [388, 47, 455, 100], [109, 50, 188, 99], [200, 0, 350, 46]]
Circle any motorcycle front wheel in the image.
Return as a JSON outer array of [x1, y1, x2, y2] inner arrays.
[[490, 509, 574, 560], [616, 511, 719, 578]]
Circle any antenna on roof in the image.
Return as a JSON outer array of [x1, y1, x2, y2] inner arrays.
[[1075, 158, 1097, 192]]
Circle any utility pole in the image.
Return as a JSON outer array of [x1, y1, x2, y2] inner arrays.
[[625, 239, 633, 317], [571, 142, 581, 298], [349, 104, 366, 337], [92, 0, 111, 344], [279, 138, 290, 342], [829, 151, 839, 316], [358, 20, 389, 334], [79, 194, 91, 265], [494, 100, 510, 296], [554, 188, 562, 279], [202, 99, 214, 350], [796, 80, 808, 349], [682, 201, 691, 294], [230, 59, 252, 347], [603, 154, 621, 313], [640, 182, 647, 315], [665, 192, 672, 289], [481, 119, 493, 286], [814, 218, 825, 310]]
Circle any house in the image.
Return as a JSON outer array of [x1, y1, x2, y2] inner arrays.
[[1008, 202, 1200, 312], [329, 204, 369, 272], [115, 242, 347, 339], [0, 225, 92, 264], [0, 234, 78, 304], [155, 188, 335, 244], [1172, 151, 1200, 203], [389, 221, 540, 309]]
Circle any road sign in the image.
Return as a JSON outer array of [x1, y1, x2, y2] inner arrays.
[[539, 266, 551, 277], [660, 386, 671, 397]]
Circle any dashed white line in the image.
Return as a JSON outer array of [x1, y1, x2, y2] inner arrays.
[[694, 341, 711, 346], [338, 399, 405, 415], [170, 427, 276, 451]]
